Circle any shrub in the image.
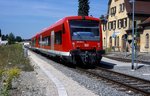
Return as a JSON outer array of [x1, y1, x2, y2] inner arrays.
[[1, 67, 21, 96]]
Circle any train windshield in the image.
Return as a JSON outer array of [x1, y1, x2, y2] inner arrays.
[[69, 20, 100, 41]]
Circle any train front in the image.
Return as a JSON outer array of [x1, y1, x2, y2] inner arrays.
[[69, 17, 105, 65]]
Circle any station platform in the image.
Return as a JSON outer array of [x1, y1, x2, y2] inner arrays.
[[101, 56, 150, 67], [28, 51, 98, 96]]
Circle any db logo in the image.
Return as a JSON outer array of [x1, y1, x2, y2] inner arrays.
[[84, 44, 89, 47]]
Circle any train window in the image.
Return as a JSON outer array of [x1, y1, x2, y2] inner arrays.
[[69, 20, 100, 41], [42, 36, 51, 46], [62, 24, 65, 34], [31, 38, 36, 46], [55, 31, 62, 44], [38, 37, 40, 45]]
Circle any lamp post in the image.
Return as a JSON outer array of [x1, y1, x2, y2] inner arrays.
[[105, 19, 107, 50], [101, 16, 107, 50], [129, 0, 135, 70]]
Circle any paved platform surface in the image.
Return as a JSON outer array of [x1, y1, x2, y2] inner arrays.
[[105, 52, 150, 65], [29, 51, 98, 96], [101, 55, 150, 81], [101, 57, 147, 67]]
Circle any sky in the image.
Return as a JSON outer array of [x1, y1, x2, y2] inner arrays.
[[0, 0, 108, 39]]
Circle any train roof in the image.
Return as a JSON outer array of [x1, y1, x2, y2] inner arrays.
[[43, 16, 100, 31], [32, 16, 100, 39]]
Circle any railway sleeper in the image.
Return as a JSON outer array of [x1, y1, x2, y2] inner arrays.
[[138, 87, 150, 90], [136, 85, 150, 87], [126, 82, 139, 85], [111, 78, 123, 82], [123, 80, 137, 83]]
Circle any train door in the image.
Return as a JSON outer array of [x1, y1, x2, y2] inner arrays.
[[51, 31, 54, 50], [40, 35, 42, 48]]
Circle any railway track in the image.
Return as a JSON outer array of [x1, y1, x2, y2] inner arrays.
[[104, 55, 150, 65], [77, 67, 150, 96], [31, 49, 150, 95]]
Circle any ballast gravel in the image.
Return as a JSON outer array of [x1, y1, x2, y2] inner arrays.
[[28, 51, 98, 96], [7, 50, 150, 96], [30, 51, 136, 96]]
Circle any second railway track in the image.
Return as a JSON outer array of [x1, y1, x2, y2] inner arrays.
[[30, 49, 150, 95], [77, 66, 150, 96], [104, 55, 150, 65]]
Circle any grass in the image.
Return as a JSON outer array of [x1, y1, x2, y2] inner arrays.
[[0, 44, 34, 96], [0, 44, 33, 71]]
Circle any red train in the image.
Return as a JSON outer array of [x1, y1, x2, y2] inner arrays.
[[31, 16, 105, 65]]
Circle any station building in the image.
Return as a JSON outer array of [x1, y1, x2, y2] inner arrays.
[[102, 0, 150, 52]]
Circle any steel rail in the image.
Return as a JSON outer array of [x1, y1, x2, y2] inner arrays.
[[77, 67, 150, 96]]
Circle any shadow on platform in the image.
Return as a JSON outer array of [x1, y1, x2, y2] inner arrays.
[[98, 61, 117, 69]]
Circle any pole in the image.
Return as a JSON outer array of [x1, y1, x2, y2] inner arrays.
[[125, 39, 127, 57], [106, 26, 107, 50], [131, 0, 135, 70], [104, 18, 107, 50], [135, 22, 138, 70]]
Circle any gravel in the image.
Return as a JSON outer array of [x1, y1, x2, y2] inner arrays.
[[10, 71, 46, 96], [29, 51, 98, 96], [2, 51, 149, 96], [3, 53, 58, 96], [35, 52, 135, 96]]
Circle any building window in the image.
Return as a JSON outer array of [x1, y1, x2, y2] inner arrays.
[[109, 36, 112, 47], [117, 36, 119, 47], [113, 21, 116, 30], [108, 22, 111, 30], [110, 6, 116, 16], [104, 37, 106, 47], [103, 24, 107, 31], [118, 19, 122, 29], [118, 18, 127, 29], [114, 36, 117, 47], [134, 21, 137, 28], [145, 33, 149, 48], [119, 3, 125, 12], [108, 21, 116, 30], [123, 18, 127, 28], [111, 22, 113, 29]]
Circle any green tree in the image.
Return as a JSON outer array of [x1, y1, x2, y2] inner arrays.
[[0, 29, 1, 37], [78, 0, 90, 16], [2, 35, 5, 40], [100, 15, 107, 24], [2, 34, 9, 40], [15, 36, 22, 42], [100, 15, 105, 20], [8, 33, 15, 44], [5, 34, 8, 40]]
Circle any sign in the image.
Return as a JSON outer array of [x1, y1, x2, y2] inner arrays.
[[112, 32, 120, 38]]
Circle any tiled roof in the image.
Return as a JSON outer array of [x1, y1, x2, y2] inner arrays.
[[142, 17, 150, 24], [124, 0, 150, 15], [140, 17, 150, 26], [108, 0, 150, 15]]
